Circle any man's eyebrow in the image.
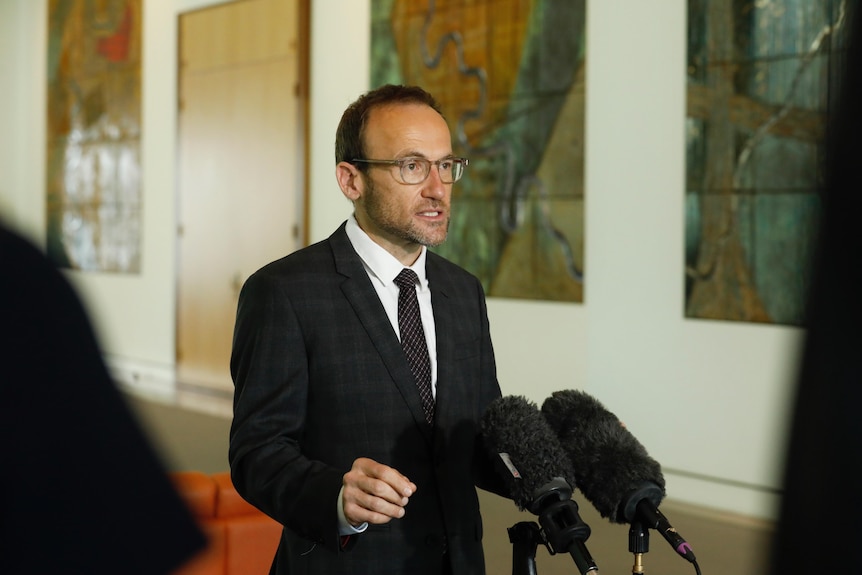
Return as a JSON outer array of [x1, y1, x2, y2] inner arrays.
[[395, 151, 428, 159], [396, 152, 456, 160]]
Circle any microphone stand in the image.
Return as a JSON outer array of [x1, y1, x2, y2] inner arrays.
[[628, 520, 649, 575], [508, 521, 543, 575], [508, 478, 599, 575], [537, 497, 597, 574]]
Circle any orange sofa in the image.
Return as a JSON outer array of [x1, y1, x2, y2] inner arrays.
[[170, 471, 281, 575]]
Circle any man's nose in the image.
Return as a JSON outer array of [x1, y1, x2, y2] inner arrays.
[[423, 164, 448, 198]]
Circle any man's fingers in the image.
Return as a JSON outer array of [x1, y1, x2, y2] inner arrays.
[[351, 457, 416, 499], [372, 465, 417, 498], [342, 457, 417, 525], [342, 484, 406, 524]]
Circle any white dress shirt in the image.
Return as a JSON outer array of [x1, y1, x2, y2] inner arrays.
[[344, 214, 438, 395], [336, 215, 440, 536]]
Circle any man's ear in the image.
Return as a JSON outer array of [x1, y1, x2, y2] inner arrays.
[[336, 161, 363, 201]]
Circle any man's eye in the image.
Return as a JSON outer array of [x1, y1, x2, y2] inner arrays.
[[439, 160, 453, 171], [403, 161, 419, 172]]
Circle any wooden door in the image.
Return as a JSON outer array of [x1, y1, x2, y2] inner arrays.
[[177, 0, 304, 392]]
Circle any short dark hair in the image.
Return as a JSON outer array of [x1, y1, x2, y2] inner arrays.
[[334, 84, 443, 168]]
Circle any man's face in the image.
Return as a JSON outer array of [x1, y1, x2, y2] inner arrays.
[[353, 103, 454, 261]]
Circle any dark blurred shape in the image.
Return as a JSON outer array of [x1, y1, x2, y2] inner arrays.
[[770, 2, 862, 573], [0, 223, 206, 574]]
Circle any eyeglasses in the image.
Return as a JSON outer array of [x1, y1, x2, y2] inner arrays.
[[352, 157, 469, 185]]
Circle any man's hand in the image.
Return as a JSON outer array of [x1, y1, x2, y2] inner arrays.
[[342, 457, 417, 526]]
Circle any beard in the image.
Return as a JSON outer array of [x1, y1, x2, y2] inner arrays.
[[362, 175, 450, 248]]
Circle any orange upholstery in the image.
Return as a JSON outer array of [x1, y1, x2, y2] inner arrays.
[[171, 471, 281, 575]]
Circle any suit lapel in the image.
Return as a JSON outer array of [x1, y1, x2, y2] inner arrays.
[[329, 225, 434, 443], [426, 254, 455, 433]]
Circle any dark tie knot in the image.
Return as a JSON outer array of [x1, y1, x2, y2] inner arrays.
[[394, 268, 419, 290]]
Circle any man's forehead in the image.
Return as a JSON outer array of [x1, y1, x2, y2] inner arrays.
[[364, 103, 451, 150], [366, 101, 437, 125]]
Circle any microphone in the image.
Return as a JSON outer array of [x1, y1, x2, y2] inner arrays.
[[541, 390, 697, 564], [481, 395, 598, 574]]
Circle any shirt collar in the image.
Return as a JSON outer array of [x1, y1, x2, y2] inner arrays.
[[345, 215, 428, 288]]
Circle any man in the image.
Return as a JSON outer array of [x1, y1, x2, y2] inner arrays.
[[229, 85, 508, 575]]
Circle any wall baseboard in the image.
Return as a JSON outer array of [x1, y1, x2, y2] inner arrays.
[[107, 355, 233, 419]]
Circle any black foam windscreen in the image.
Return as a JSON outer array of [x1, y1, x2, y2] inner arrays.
[[480, 395, 578, 512], [541, 389, 665, 523]]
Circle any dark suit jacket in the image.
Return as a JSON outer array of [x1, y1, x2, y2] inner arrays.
[[229, 222, 507, 575]]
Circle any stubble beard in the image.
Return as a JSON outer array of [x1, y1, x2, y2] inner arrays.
[[363, 176, 450, 248]]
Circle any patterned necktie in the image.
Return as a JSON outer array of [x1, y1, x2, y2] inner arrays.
[[394, 268, 434, 425]]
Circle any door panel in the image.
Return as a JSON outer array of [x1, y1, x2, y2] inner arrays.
[[177, 0, 302, 391]]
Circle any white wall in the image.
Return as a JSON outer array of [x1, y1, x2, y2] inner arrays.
[[582, 0, 802, 519], [0, 0, 42, 236], [0, 0, 803, 520]]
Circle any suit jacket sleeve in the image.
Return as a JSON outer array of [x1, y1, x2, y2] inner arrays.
[[229, 263, 345, 552]]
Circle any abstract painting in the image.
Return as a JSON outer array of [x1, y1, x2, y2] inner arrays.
[[685, 0, 848, 324], [47, 0, 142, 273], [371, 0, 586, 302]]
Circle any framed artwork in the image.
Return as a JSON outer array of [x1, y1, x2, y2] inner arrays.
[[371, 0, 586, 302], [685, 0, 848, 325], [47, 0, 142, 273]]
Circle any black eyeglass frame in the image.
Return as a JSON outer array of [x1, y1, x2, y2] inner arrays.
[[351, 157, 469, 184]]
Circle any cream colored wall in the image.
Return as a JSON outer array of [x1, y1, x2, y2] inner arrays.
[[582, 0, 801, 520], [0, 0, 802, 520], [0, 1, 42, 236]]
